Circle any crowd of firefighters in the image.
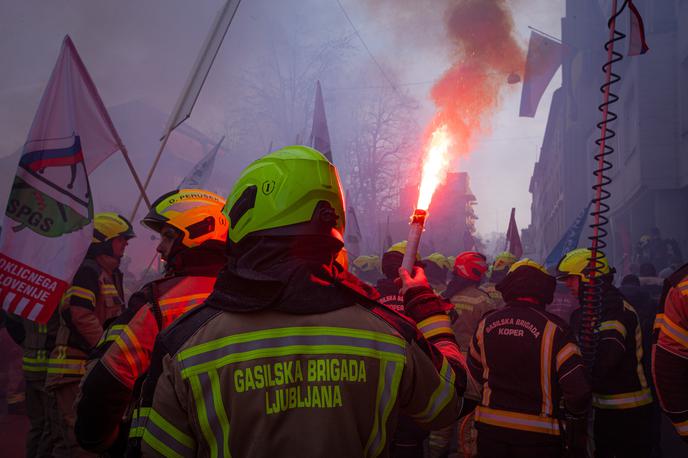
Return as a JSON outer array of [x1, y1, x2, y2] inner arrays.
[[1, 145, 687, 457]]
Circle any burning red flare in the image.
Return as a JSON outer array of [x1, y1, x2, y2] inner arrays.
[[417, 124, 453, 210]]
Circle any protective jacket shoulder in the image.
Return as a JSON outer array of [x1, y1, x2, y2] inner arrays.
[[76, 273, 217, 454], [652, 264, 688, 442], [46, 256, 124, 386], [449, 285, 495, 354], [467, 301, 590, 443], [132, 300, 464, 458]]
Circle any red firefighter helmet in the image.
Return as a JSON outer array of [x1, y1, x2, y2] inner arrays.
[[453, 251, 488, 281]]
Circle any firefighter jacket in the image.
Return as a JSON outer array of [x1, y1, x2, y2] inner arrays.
[[3, 312, 59, 381], [376, 277, 404, 313], [652, 263, 688, 442], [128, 248, 466, 458], [468, 300, 590, 443], [46, 254, 125, 388], [75, 250, 225, 454], [571, 287, 653, 411], [480, 282, 504, 306], [443, 279, 496, 354]]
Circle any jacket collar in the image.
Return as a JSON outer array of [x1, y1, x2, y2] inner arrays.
[[205, 236, 377, 314], [94, 254, 120, 275]]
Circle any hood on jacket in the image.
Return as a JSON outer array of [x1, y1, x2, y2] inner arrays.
[[206, 235, 378, 314], [496, 265, 556, 306]]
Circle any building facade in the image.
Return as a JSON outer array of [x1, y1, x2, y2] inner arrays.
[[529, 0, 688, 272]]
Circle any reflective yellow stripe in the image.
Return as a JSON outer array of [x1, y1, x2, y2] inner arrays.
[[476, 320, 491, 405], [653, 313, 664, 331], [46, 358, 86, 375], [475, 406, 560, 436], [411, 358, 457, 424], [656, 314, 688, 349], [674, 419, 688, 436], [364, 360, 404, 457], [599, 320, 627, 338], [159, 293, 209, 306], [417, 315, 452, 339], [98, 324, 126, 346], [555, 343, 580, 372], [178, 327, 405, 379], [23, 351, 49, 372], [129, 407, 145, 439], [113, 325, 145, 375], [453, 302, 474, 312], [624, 302, 650, 390], [141, 407, 196, 457], [190, 375, 217, 456], [66, 286, 96, 304], [540, 322, 555, 416], [592, 388, 653, 409], [678, 280, 688, 294]]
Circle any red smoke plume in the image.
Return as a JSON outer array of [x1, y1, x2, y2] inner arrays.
[[429, 0, 525, 153]]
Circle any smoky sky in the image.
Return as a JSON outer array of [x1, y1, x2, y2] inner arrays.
[[0, 0, 564, 263]]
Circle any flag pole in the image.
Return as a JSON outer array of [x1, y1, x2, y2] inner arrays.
[[119, 145, 151, 212], [129, 133, 171, 220], [128, 0, 242, 220]]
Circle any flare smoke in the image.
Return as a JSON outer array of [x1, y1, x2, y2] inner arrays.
[[369, 0, 525, 152]]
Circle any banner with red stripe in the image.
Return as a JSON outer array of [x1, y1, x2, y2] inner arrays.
[[0, 253, 69, 322]]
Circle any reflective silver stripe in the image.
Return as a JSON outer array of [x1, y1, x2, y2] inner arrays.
[[540, 322, 555, 416], [189, 372, 231, 458], [128, 408, 145, 439], [411, 358, 457, 424], [142, 417, 193, 457], [159, 297, 205, 312], [365, 360, 403, 457], [140, 408, 195, 457], [179, 332, 405, 375], [46, 359, 85, 374], [417, 316, 452, 338], [675, 420, 688, 435], [592, 388, 653, 409], [475, 406, 560, 435], [117, 327, 145, 375]]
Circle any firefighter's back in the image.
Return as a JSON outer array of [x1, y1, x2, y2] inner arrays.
[[136, 300, 461, 458], [476, 303, 564, 429]]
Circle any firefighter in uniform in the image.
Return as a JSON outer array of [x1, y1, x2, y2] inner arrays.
[[481, 251, 517, 306], [444, 251, 495, 355], [75, 190, 228, 455], [560, 248, 653, 457], [652, 262, 688, 443], [3, 311, 62, 457], [128, 146, 467, 457], [45, 212, 134, 457], [352, 255, 381, 285], [430, 254, 494, 457], [424, 253, 451, 294], [376, 241, 418, 313], [469, 259, 591, 457]]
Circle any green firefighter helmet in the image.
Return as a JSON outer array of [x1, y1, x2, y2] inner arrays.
[[557, 248, 612, 282], [224, 146, 345, 244]]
